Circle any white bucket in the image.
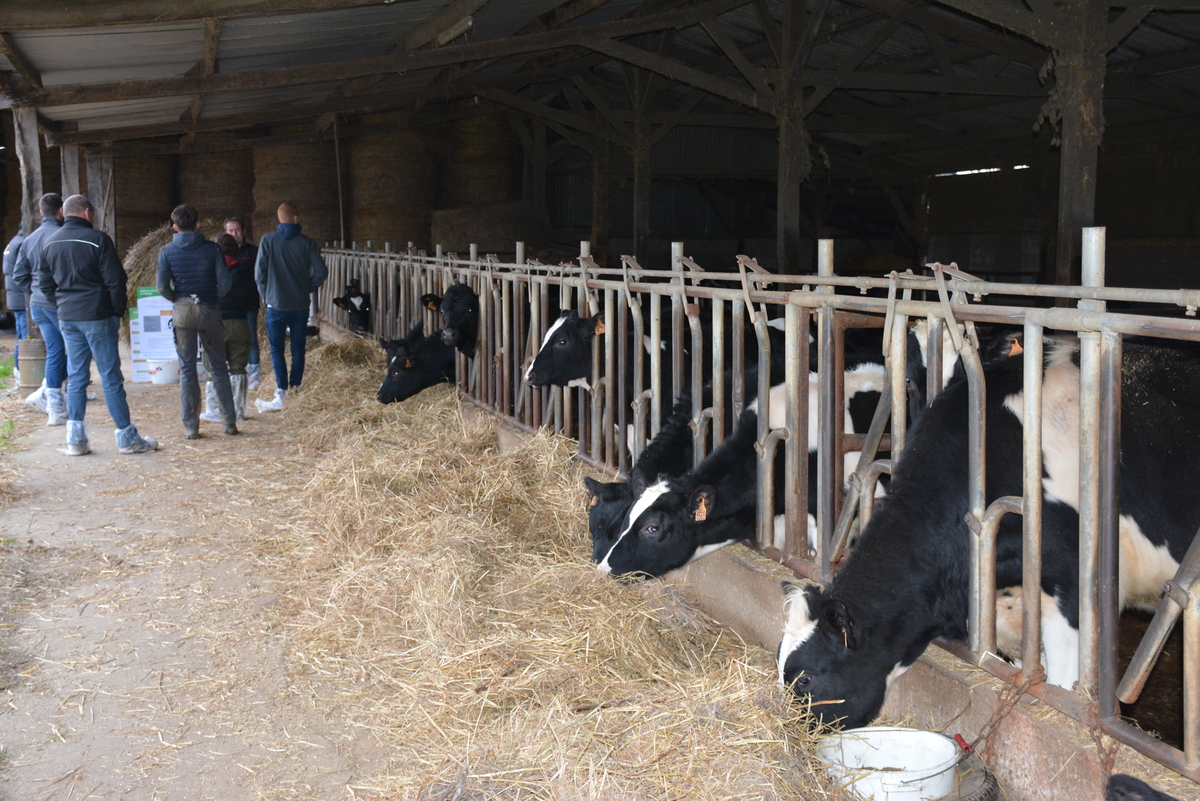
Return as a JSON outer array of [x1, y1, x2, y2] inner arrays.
[[147, 359, 180, 385], [817, 726, 960, 801]]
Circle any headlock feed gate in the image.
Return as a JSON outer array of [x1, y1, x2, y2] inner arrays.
[[322, 232, 1200, 782]]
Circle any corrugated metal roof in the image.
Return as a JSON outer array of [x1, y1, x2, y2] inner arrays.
[[15, 22, 204, 86]]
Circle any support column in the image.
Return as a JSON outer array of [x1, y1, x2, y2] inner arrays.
[[631, 139, 651, 266], [85, 150, 116, 239], [590, 138, 610, 266], [1051, 0, 1107, 288], [531, 120, 547, 213], [776, 78, 807, 275], [60, 143, 80, 197], [13, 107, 42, 236]]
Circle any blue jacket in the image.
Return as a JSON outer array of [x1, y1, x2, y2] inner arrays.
[[3, 229, 25, 311], [39, 216, 127, 321], [156, 231, 230, 306], [255, 224, 328, 313], [13, 216, 64, 309]]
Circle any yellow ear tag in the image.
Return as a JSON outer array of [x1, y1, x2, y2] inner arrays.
[[694, 497, 709, 522], [1010, 339, 1024, 356], [594, 320, 606, 336], [589, 495, 599, 508]]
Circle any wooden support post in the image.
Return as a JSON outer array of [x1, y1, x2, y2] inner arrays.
[[1052, 0, 1107, 288], [60, 143, 81, 196], [85, 151, 116, 239], [632, 138, 651, 267], [776, 78, 806, 275], [13, 107, 43, 236], [591, 137, 610, 266], [531, 119, 547, 213]]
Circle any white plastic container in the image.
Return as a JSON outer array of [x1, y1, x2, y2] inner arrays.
[[817, 726, 960, 800], [147, 359, 180, 385]]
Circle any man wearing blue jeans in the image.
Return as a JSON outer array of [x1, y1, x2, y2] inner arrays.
[[254, 202, 328, 413], [14, 193, 66, 424], [38, 194, 157, 456]]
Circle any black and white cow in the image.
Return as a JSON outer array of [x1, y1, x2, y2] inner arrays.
[[332, 278, 371, 333], [422, 284, 480, 359], [583, 400, 695, 564], [778, 340, 1200, 729], [377, 323, 456, 404], [524, 310, 605, 388]]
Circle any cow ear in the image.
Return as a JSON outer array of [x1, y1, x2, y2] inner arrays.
[[406, 323, 425, 341], [630, 467, 649, 497], [583, 476, 603, 506], [689, 486, 715, 522], [822, 599, 857, 652], [378, 337, 389, 350], [333, 297, 348, 309], [590, 313, 605, 337], [421, 293, 442, 311]]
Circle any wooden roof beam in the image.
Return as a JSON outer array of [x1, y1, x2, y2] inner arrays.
[[0, 0, 400, 30], [0, 32, 41, 88]]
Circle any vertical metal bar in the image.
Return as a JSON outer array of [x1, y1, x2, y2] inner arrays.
[[785, 301, 806, 556], [816, 239, 836, 574], [1098, 328, 1124, 721], [1021, 323, 1045, 679], [711, 297, 726, 454], [1187, 586, 1200, 770], [650, 292, 663, 436], [618, 296, 631, 474], [629, 290, 647, 463], [889, 312, 910, 458], [755, 315, 775, 549], [501, 277, 512, 416], [604, 288, 616, 468], [732, 300, 746, 419], [1078, 227, 1107, 692], [962, 337, 988, 660], [926, 317, 944, 406], [689, 303, 705, 469]]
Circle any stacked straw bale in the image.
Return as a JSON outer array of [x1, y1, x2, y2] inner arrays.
[[350, 121, 437, 249], [438, 111, 518, 210], [253, 139, 341, 249], [178, 150, 254, 232], [114, 154, 175, 256], [259, 346, 843, 799]]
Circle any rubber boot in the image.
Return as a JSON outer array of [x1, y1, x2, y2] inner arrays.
[[45, 386, 66, 426], [247, 362, 262, 392], [24, 380, 48, 414], [199, 381, 221, 423], [255, 387, 285, 414], [231, 374, 248, 421], [61, 420, 90, 456], [115, 423, 159, 454]]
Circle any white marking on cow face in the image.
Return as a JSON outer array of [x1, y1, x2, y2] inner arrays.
[[350, 295, 364, 310], [597, 479, 672, 574], [884, 661, 910, 691], [1041, 594, 1080, 690], [1120, 514, 1180, 610], [778, 586, 818, 685], [1003, 346, 1081, 510], [688, 539, 737, 563], [525, 316, 570, 383]]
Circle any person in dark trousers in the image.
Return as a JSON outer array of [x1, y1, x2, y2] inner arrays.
[[253, 201, 328, 412], [199, 233, 254, 422], [13, 193, 66, 424], [156, 204, 238, 439], [223, 216, 261, 390], [3, 223, 26, 367], [38, 194, 158, 456]]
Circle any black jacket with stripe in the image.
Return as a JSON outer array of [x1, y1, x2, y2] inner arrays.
[[38, 216, 128, 321]]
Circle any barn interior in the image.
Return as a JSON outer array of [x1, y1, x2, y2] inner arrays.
[[2, 0, 1199, 291], [3, 2, 1200, 800]]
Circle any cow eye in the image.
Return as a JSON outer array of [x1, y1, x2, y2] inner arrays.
[[797, 676, 812, 687], [644, 525, 658, 536]]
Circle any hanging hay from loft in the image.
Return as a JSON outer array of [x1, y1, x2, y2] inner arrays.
[[248, 351, 845, 800]]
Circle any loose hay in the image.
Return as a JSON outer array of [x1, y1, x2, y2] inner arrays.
[[262, 346, 846, 800]]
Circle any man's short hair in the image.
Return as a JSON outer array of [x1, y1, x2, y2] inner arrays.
[[63, 195, 92, 217], [277, 202, 298, 221], [39, 193, 63, 217], [171, 205, 199, 231], [224, 216, 245, 229]]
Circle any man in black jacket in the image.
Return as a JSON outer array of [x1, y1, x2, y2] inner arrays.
[[14, 193, 66, 424], [223, 217, 261, 390], [38, 194, 158, 456], [157, 204, 237, 438]]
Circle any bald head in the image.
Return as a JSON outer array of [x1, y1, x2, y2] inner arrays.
[[63, 194, 93, 217], [277, 202, 298, 224]]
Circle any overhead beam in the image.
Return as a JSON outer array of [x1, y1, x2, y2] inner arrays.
[[0, 0, 400, 29], [852, 0, 1047, 68], [401, 0, 492, 52], [929, 0, 1049, 46], [0, 32, 41, 88], [10, 0, 751, 108], [798, 70, 1047, 96], [479, 87, 630, 145]]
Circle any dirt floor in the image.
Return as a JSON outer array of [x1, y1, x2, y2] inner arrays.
[[0, 331, 384, 801]]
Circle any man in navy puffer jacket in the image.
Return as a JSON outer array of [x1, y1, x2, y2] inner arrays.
[[157, 204, 238, 439]]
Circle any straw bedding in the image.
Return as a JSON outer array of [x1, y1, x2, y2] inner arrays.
[[265, 340, 844, 799]]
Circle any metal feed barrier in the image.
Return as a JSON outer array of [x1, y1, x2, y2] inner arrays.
[[321, 233, 1200, 782]]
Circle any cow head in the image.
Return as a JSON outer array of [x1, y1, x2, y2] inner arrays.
[[421, 284, 479, 358], [333, 278, 371, 333], [583, 476, 635, 564], [377, 323, 455, 404], [524, 311, 604, 388], [777, 583, 895, 730], [595, 478, 714, 578]]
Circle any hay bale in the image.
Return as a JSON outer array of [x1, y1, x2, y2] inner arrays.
[[438, 112, 518, 210], [119, 218, 224, 338], [253, 141, 341, 249], [254, 364, 847, 799], [349, 126, 437, 249], [179, 150, 253, 232], [114, 154, 175, 256], [431, 200, 548, 253]]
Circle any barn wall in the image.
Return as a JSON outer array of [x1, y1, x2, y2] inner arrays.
[[113, 154, 176, 256], [436, 111, 518, 210], [179, 150, 254, 235], [349, 118, 438, 249], [252, 139, 342, 249]]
